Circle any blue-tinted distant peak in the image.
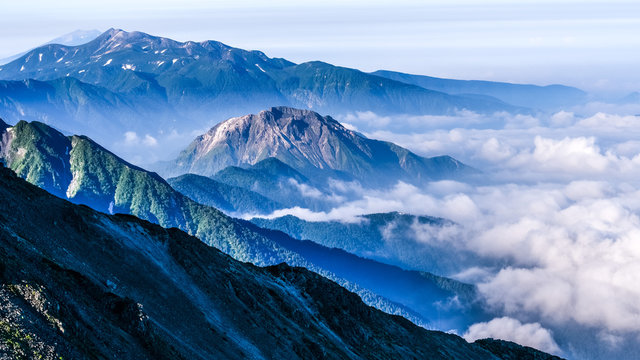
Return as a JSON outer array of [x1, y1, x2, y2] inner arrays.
[[94, 28, 170, 46], [45, 29, 102, 47]]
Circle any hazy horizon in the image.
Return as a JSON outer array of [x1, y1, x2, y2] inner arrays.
[[2, 0, 639, 95]]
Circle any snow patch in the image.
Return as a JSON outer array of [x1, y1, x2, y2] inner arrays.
[[160, 49, 167, 54], [255, 63, 266, 73], [156, 61, 165, 67], [172, 58, 178, 64], [56, 58, 64, 63], [38, 53, 43, 62], [20, 65, 25, 72], [78, 69, 85, 74], [121, 64, 136, 71], [103, 59, 112, 66]]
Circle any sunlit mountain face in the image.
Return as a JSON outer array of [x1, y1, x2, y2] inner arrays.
[[1, 6, 639, 358]]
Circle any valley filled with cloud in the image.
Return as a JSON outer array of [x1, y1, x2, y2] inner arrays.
[[251, 108, 640, 358]]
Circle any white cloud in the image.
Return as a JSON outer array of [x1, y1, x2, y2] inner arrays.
[[477, 137, 512, 162], [143, 134, 158, 146], [549, 110, 575, 127], [124, 131, 138, 143], [474, 191, 640, 333], [463, 317, 561, 355], [362, 111, 640, 184], [121, 131, 158, 147], [255, 181, 481, 225], [521, 136, 611, 173], [287, 178, 323, 199]]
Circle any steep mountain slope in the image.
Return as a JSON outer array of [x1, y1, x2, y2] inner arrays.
[[245, 222, 486, 331], [0, 120, 302, 265], [167, 173, 283, 215], [0, 163, 562, 359], [0, 119, 478, 330], [165, 106, 476, 186], [372, 70, 588, 111], [251, 212, 473, 275]]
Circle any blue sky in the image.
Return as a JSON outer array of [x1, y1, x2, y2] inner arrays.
[[2, 0, 639, 94]]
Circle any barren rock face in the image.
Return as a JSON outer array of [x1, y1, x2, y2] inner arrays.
[[168, 106, 475, 186]]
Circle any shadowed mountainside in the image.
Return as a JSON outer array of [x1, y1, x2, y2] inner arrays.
[[0, 163, 562, 359]]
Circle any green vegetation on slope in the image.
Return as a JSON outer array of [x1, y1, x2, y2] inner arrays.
[[168, 173, 282, 215], [251, 212, 472, 274], [0, 120, 72, 199], [0, 121, 298, 265]]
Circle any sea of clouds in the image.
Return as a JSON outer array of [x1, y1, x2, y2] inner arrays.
[[258, 108, 640, 359]]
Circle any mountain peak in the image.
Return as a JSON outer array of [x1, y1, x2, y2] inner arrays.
[[261, 105, 327, 118], [94, 28, 166, 48], [168, 107, 475, 185], [196, 107, 353, 160], [95, 27, 125, 42]]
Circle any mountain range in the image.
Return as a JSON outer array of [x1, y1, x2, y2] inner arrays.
[[161, 106, 476, 187], [0, 28, 524, 117], [0, 29, 589, 162], [0, 162, 562, 359], [0, 117, 485, 331]]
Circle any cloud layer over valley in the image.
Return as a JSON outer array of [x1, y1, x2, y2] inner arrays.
[[253, 108, 640, 359]]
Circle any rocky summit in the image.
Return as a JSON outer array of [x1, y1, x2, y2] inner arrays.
[[166, 106, 475, 186]]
